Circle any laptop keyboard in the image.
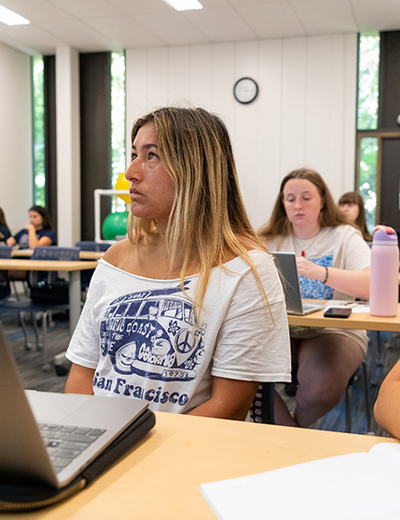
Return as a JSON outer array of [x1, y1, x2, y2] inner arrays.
[[39, 423, 106, 474]]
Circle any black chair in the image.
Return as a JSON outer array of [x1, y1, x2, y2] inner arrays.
[[345, 359, 371, 433], [75, 241, 111, 252], [18, 246, 80, 370], [249, 383, 275, 424], [0, 245, 12, 301], [75, 241, 111, 293]]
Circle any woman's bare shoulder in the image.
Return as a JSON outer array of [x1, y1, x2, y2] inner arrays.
[[102, 238, 134, 269]]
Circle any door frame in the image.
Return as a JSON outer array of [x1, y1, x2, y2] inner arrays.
[[356, 130, 400, 225]]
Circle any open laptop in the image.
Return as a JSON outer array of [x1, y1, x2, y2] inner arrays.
[[271, 251, 325, 315], [0, 324, 154, 489]]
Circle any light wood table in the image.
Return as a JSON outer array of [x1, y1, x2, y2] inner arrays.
[[288, 301, 400, 332], [11, 249, 105, 260], [0, 259, 98, 334], [1, 412, 396, 519]]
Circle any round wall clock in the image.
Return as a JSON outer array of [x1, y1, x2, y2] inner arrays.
[[233, 77, 259, 104]]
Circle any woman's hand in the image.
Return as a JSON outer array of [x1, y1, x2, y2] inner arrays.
[[296, 256, 326, 282], [296, 255, 370, 299]]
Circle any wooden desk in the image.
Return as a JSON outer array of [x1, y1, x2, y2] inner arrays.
[[1, 412, 396, 519], [11, 249, 105, 260], [288, 302, 400, 332], [0, 259, 98, 334]]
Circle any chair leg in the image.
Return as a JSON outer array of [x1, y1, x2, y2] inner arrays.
[[19, 311, 33, 351], [345, 385, 352, 433], [361, 360, 372, 432], [31, 312, 42, 350], [42, 310, 52, 372]]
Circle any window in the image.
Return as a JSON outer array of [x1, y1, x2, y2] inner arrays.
[[356, 33, 380, 232], [31, 55, 45, 206], [110, 52, 126, 213]]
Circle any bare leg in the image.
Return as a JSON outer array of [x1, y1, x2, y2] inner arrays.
[[294, 334, 364, 428]]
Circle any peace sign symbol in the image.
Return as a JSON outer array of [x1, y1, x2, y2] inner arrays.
[[176, 329, 195, 354]]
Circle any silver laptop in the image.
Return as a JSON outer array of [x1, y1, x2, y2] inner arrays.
[[271, 251, 325, 315], [0, 324, 151, 489]]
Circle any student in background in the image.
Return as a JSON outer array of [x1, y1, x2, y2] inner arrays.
[[7, 205, 56, 250], [0, 207, 11, 244], [64, 106, 291, 420], [374, 359, 400, 438], [338, 191, 372, 242], [259, 168, 371, 428]]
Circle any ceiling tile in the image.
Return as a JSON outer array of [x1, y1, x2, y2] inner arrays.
[[0, 22, 67, 54], [49, 0, 123, 19], [351, 0, 400, 32], [183, 7, 257, 42], [234, 1, 306, 39], [290, 0, 359, 35], [85, 16, 164, 48], [36, 18, 119, 52], [0, 0, 72, 22], [133, 10, 211, 45]]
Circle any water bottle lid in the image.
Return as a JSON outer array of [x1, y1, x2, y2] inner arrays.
[[373, 225, 398, 245]]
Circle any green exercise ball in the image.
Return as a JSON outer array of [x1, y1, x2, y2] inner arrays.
[[102, 211, 129, 240]]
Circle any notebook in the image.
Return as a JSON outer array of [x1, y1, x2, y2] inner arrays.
[[271, 251, 325, 315], [0, 324, 154, 489]]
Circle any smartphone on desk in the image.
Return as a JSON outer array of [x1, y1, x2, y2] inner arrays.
[[323, 307, 352, 318]]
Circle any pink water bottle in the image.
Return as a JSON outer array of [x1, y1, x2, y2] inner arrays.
[[370, 225, 399, 317]]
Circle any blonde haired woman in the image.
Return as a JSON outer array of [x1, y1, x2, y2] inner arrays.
[[65, 107, 291, 420], [260, 168, 370, 428]]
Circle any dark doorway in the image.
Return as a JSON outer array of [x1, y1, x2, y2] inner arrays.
[[379, 137, 400, 237]]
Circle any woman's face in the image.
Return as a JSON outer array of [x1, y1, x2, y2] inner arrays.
[[282, 178, 324, 232], [29, 210, 43, 230], [339, 202, 359, 224], [125, 122, 175, 227]]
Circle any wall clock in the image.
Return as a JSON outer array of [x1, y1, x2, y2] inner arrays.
[[233, 77, 259, 104]]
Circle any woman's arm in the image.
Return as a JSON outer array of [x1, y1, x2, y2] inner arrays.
[[27, 225, 53, 248], [64, 363, 95, 395], [374, 360, 400, 438], [188, 376, 260, 420], [296, 257, 370, 300], [6, 236, 16, 246]]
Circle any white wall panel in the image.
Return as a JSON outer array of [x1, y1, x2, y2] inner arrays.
[[280, 37, 307, 177], [125, 33, 358, 229], [0, 42, 32, 234]]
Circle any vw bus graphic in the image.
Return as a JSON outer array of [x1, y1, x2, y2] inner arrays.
[[100, 284, 207, 382]]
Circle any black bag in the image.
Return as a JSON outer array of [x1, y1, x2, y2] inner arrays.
[[0, 409, 155, 512]]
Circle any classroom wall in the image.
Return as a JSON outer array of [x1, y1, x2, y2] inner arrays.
[[0, 41, 32, 235], [126, 33, 358, 229]]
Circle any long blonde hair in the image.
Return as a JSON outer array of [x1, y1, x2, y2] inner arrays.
[[259, 168, 350, 240], [128, 106, 267, 310]]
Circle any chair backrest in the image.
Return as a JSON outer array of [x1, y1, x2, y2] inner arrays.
[[75, 241, 111, 252], [75, 242, 110, 289], [0, 246, 12, 300], [0, 246, 12, 259], [31, 246, 80, 261], [29, 247, 80, 305], [249, 382, 275, 424]]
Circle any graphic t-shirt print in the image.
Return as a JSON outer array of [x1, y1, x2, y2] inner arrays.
[[95, 283, 207, 405], [299, 254, 334, 299]]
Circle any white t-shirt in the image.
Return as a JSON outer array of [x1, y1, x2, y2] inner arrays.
[[267, 225, 371, 353], [267, 225, 371, 300], [66, 251, 291, 414]]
